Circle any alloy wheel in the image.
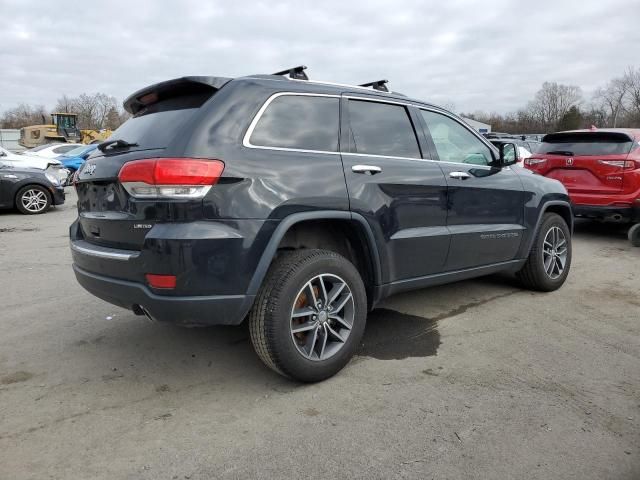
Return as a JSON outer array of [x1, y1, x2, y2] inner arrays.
[[21, 189, 48, 213], [542, 226, 567, 279], [290, 273, 355, 361]]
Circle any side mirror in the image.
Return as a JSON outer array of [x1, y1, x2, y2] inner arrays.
[[0, 150, 6, 157], [499, 143, 519, 167]]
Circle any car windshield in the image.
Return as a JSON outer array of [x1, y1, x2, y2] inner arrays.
[[62, 145, 91, 157]]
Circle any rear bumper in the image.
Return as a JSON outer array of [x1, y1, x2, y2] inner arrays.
[[572, 203, 640, 223], [73, 264, 254, 326]]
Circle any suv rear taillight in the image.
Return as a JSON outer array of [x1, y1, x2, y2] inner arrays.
[[597, 160, 639, 169], [525, 157, 547, 166], [118, 158, 224, 199]]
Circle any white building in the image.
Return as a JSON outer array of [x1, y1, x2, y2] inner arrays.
[[462, 118, 491, 134]]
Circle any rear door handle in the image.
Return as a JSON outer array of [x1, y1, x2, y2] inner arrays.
[[352, 164, 382, 175], [449, 171, 471, 180]]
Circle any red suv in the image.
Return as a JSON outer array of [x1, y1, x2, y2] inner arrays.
[[524, 129, 640, 245]]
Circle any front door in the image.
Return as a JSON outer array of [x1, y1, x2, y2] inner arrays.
[[340, 96, 449, 283], [419, 110, 525, 270]]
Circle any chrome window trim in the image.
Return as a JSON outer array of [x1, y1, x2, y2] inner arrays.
[[243, 92, 341, 155], [242, 91, 497, 170]]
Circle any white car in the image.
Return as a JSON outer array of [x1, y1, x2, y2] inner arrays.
[[23, 143, 80, 159], [0, 146, 69, 181]]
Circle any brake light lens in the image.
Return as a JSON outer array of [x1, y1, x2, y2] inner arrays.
[[525, 158, 547, 166], [118, 158, 224, 198], [598, 160, 640, 169], [145, 274, 177, 289]]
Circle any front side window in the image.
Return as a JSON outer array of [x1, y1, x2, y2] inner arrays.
[[347, 100, 421, 158], [249, 95, 339, 152], [421, 110, 493, 165]]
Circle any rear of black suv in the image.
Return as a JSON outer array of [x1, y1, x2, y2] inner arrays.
[[71, 71, 573, 382], [71, 76, 256, 326]]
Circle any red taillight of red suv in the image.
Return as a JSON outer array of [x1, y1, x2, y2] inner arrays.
[[118, 158, 225, 198]]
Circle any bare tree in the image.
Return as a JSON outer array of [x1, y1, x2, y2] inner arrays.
[[526, 82, 582, 130], [0, 103, 48, 129], [53, 92, 121, 130]]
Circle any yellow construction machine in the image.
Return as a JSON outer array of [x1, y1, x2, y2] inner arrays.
[[19, 113, 112, 148]]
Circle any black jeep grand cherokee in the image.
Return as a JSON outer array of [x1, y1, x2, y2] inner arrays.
[[71, 67, 573, 382]]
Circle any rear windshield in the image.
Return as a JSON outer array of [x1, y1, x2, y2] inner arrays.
[[105, 93, 212, 150], [539, 133, 633, 156]]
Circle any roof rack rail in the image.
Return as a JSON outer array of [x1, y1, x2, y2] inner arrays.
[[359, 80, 389, 92], [272, 65, 309, 80]]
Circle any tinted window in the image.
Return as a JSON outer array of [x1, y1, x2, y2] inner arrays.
[[347, 100, 420, 158], [538, 133, 633, 156], [105, 93, 214, 150], [250, 95, 339, 152], [421, 110, 492, 165]]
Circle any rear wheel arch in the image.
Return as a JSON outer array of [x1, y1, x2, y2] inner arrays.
[[246, 212, 381, 305]]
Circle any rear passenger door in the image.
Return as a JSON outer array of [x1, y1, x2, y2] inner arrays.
[[419, 110, 525, 270], [340, 96, 449, 283]]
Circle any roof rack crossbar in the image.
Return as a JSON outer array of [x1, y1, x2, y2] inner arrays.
[[272, 65, 309, 80], [359, 79, 389, 92]]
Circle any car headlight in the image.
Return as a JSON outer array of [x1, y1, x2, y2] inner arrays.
[[45, 172, 61, 186]]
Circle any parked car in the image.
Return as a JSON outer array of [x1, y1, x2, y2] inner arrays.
[[0, 146, 69, 182], [0, 158, 65, 214], [23, 143, 79, 159], [70, 68, 573, 382], [56, 144, 98, 184], [524, 129, 640, 246]]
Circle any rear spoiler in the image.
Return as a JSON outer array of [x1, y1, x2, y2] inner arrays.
[[124, 76, 232, 115], [542, 131, 633, 143]]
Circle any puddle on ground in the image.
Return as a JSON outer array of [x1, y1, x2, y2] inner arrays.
[[358, 308, 440, 360]]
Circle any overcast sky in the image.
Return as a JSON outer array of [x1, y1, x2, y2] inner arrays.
[[1, 0, 639, 114]]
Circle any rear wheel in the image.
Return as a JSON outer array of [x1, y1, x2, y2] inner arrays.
[[629, 223, 640, 247], [517, 213, 572, 291], [15, 185, 51, 215], [249, 249, 367, 382]]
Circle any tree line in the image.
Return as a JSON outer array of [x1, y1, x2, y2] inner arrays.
[[2, 67, 639, 134], [0, 92, 130, 131], [462, 67, 640, 134]]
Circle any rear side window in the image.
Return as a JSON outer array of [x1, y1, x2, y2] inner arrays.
[[249, 95, 339, 152], [539, 133, 634, 156], [347, 100, 421, 158], [105, 92, 213, 150]]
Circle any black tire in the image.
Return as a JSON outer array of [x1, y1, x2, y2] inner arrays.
[[249, 249, 367, 382], [517, 213, 572, 292], [15, 185, 51, 215], [629, 223, 640, 247]]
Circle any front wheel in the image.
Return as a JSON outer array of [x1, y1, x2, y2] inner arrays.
[[249, 249, 367, 382], [517, 213, 572, 291], [15, 185, 51, 215]]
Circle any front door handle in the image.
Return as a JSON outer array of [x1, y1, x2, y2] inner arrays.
[[352, 164, 382, 175], [449, 171, 471, 180]]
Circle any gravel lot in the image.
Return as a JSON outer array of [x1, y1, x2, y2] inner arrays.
[[0, 188, 638, 480]]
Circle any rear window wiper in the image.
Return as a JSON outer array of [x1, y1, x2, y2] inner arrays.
[[98, 139, 139, 152], [544, 150, 574, 156]]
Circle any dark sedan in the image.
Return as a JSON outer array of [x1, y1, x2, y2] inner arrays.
[[0, 160, 65, 214]]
